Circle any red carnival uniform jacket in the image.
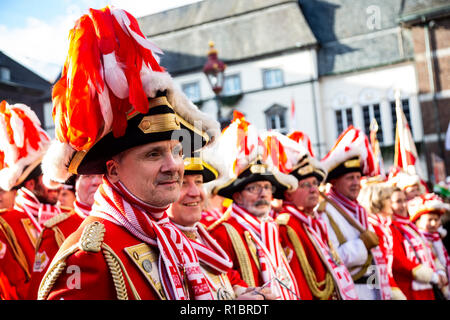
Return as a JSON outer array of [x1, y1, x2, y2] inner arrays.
[[26, 210, 84, 299], [38, 216, 241, 300], [390, 218, 435, 300], [0, 208, 39, 299]]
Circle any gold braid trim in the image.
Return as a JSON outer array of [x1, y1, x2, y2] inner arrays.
[[37, 260, 67, 300], [223, 223, 256, 287], [324, 211, 347, 245], [43, 212, 71, 228], [52, 226, 66, 248], [102, 247, 128, 300], [286, 225, 335, 300], [324, 210, 372, 281], [101, 243, 141, 300], [37, 244, 79, 300], [0, 216, 31, 280], [349, 252, 373, 282]]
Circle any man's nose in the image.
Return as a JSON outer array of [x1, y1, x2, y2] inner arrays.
[[186, 182, 201, 197], [161, 152, 181, 173]]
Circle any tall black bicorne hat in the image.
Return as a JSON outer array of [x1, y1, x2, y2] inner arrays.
[[202, 112, 297, 200], [42, 6, 219, 182]]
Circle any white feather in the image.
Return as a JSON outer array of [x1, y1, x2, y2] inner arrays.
[[97, 85, 114, 138], [103, 53, 129, 99], [9, 110, 25, 148], [111, 8, 163, 59]]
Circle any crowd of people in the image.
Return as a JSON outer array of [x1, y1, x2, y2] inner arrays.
[[0, 6, 449, 301]]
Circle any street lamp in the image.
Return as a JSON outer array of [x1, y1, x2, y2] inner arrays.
[[203, 41, 226, 126]]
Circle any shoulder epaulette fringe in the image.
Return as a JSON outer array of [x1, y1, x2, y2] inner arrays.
[[207, 206, 232, 231], [275, 213, 291, 226], [43, 211, 72, 228], [79, 221, 106, 253]]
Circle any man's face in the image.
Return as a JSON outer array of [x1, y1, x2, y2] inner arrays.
[[168, 174, 205, 227], [76, 174, 103, 206], [107, 140, 184, 207], [405, 184, 421, 201], [0, 188, 16, 209], [390, 190, 408, 217], [33, 175, 61, 205], [332, 171, 362, 201], [416, 212, 441, 233], [285, 176, 319, 214], [233, 180, 273, 218], [58, 189, 76, 208]]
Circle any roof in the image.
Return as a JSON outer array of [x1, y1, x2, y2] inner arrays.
[[0, 51, 51, 92], [138, 0, 442, 77], [138, 0, 317, 74], [298, 0, 415, 76]]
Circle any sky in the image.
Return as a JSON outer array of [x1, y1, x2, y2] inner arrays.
[[0, 0, 203, 83]]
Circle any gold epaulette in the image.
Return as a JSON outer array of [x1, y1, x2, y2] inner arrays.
[[79, 221, 106, 252], [275, 213, 291, 226], [207, 206, 232, 231], [43, 211, 72, 228], [317, 198, 327, 213], [0, 208, 7, 214], [39, 221, 141, 300]]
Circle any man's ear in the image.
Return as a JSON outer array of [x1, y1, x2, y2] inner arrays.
[[23, 178, 35, 191], [105, 159, 119, 183], [232, 192, 242, 205], [284, 190, 293, 202]]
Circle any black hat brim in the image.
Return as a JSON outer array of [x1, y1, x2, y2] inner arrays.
[[69, 96, 209, 175]]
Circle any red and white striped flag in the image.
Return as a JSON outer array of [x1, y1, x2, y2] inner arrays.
[[394, 90, 420, 176], [369, 118, 385, 178]]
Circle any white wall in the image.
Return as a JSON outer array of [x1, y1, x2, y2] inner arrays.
[[319, 62, 422, 148]]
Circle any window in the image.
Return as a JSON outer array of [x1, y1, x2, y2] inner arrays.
[[335, 107, 353, 136], [390, 98, 412, 140], [362, 103, 383, 143], [182, 82, 200, 102], [0, 67, 11, 81], [265, 104, 288, 134], [263, 69, 283, 89], [223, 74, 241, 96]]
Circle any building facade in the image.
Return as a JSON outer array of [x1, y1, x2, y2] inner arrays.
[[137, 0, 450, 181], [0, 51, 52, 134]]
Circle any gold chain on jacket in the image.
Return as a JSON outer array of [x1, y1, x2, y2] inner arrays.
[[286, 225, 335, 300]]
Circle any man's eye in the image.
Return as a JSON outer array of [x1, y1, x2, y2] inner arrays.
[[146, 152, 160, 158]]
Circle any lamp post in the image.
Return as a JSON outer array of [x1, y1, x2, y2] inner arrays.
[[203, 41, 226, 127]]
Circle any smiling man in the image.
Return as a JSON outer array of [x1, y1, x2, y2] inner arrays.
[[167, 154, 274, 300], [37, 6, 220, 300]]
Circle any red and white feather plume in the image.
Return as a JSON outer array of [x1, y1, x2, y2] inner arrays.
[[43, 6, 219, 183], [320, 126, 376, 177], [408, 193, 450, 222], [202, 111, 297, 193], [0, 101, 50, 191], [287, 130, 315, 158]]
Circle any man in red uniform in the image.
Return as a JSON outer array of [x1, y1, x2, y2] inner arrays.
[[319, 126, 391, 300], [27, 174, 102, 299], [270, 131, 358, 300], [0, 100, 61, 299], [205, 114, 300, 300], [37, 6, 223, 300]]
